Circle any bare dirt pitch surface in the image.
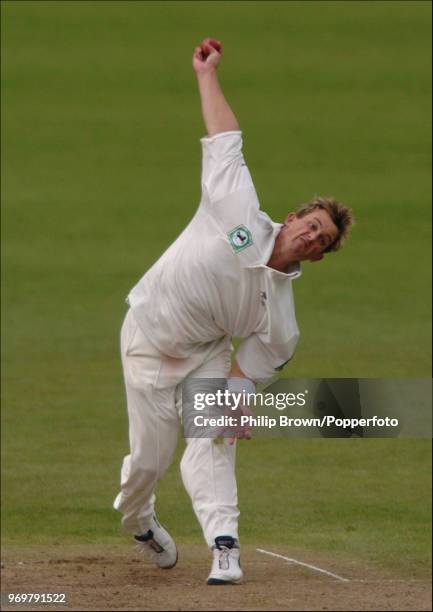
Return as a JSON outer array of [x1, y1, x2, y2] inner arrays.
[[1, 544, 431, 612]]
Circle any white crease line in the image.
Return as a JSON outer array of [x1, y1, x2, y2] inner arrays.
[[256, 548, 350, 583]]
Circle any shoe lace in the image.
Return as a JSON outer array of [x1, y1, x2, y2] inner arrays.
[[217, 546, 230, 570], [135, 535, 165, 563]]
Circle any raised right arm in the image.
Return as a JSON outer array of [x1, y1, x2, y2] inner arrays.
[[193, 38, 240, 137]]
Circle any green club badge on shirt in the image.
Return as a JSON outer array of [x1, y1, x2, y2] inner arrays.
[[228, 225, 253, 253]]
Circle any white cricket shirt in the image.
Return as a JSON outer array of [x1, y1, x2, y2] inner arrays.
[[128, 131, 301, 383]]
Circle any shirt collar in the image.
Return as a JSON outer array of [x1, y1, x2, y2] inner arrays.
[[250, 220, 302, 279]]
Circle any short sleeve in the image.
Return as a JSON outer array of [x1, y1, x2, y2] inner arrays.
[[200, 131, 255, 203], [235, 332, 300, 384]]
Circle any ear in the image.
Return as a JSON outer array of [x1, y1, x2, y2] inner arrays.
[[309, 253, 324, 263], [284, 212, 296, 225]]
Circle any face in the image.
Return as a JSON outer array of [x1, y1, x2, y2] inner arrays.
[[278, 209, 339, 263]]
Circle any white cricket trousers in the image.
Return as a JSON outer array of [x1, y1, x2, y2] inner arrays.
[[113, 308, 239, 547]]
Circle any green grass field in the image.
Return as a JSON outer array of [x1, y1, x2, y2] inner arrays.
[[2, 0, 431, 579]]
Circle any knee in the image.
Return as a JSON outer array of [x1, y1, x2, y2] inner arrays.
[[127, 461, 158, 488]]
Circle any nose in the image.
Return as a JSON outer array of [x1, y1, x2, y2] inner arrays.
[[306, 231, 321, 250], [311, 229, 321, 243], [306, 230, 319, 244]]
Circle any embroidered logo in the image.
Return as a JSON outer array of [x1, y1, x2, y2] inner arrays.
[[228, 225, 253, 253]]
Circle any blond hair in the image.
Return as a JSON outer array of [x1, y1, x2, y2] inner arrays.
[[296, 196, 354, 253]]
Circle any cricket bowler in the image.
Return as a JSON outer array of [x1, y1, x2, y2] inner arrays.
[[113, 38, 353, 585]]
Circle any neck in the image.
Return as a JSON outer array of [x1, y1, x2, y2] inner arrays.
[[267, 230, 299, 274], [267, 250, 299, 273], [267, 224, 299, 272]]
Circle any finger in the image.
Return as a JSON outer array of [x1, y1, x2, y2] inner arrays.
[[206, 38, 222, 53], [193, 46, 204, 61], [201, 42, 213, 55], [201, 42, 220, 58], [199, 45, 208, 60], [234, 427, 252, 441]]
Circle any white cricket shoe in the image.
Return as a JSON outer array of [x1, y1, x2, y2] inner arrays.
[[207, 536, 243, 585], [134, 515, 178, 569]]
